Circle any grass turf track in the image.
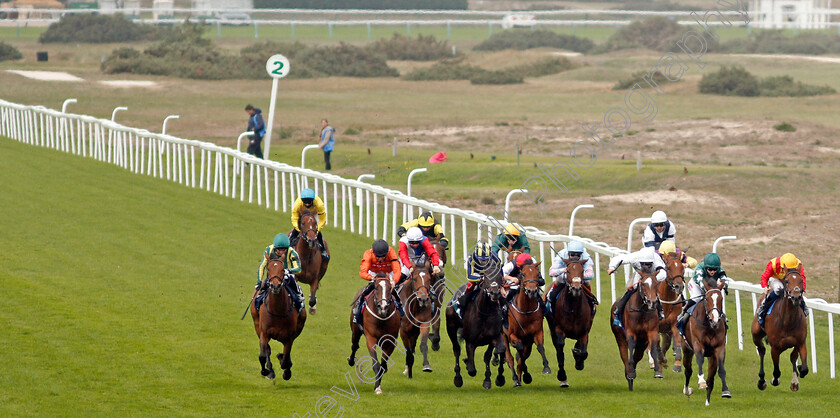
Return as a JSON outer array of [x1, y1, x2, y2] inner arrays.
[[1, 136, 838, 416]]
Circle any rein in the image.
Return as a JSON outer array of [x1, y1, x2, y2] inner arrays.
[[264, 274, 292, 318]]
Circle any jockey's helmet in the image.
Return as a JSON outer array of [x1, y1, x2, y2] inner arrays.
[[301, 188, 316, 205], [568, 240, 585, 255], [504, 223, 521, 237], [372, 239, 389, 257], [515, 252, 532, 267], [472, 242, 493, 263], [273, 233, 291, 249], [637, 249, 655, 272], [651, 210, 668, 225], [406, 227, 424, 243], [658, 240, 676, 255], [418, 212, 435, 227], [781, 253, 799, 269], [703, 253, 721, 270]]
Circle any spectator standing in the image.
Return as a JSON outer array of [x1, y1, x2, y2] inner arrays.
[[319, 118, 335, 170], [245, 104, 265, 159]]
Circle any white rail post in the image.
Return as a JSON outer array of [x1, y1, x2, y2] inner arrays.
[[162, 115, 179, 135], [712, 235, 737, 254], [569, 204, 594, 237], [504, 188, 528, 223], [626, 217, 651, 284], [61, 98, 77, 113], [236, 132, 251, 153], [406, 168, 427, 221]]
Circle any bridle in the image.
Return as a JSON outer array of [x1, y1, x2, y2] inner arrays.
[[265, 260, 292, 318], [366, 278, 397, 321], [692, 287, 725, 329], [782, 269, 805, 301], [299, 212, 318, 247]]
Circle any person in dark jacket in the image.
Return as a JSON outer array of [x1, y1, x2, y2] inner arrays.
[[245, 104, 265, 159]]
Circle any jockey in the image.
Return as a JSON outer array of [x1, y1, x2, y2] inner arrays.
[[642, 210, 676, 251], [397, 211, 449, 250], [398, 227, 441, 284], [500, 252, 544, 326], [608, 247, 666, 329], [545, 240, 596, 315], [452, 242, 501, 319], [352, 239, 403, 324], [491, 223, 531, 255], [255, 233, 304, 313], [288, 188, 329, 261], [756, 253, 808, 327], [676, 253, 730, 337], [657, 240, 698, 270]]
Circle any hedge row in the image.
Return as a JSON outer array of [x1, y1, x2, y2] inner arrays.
[[369, 33, 454, 61], [698, 65, 835, 97], [254, 0, 467, 9], [39, 14, 173, 44], [0, 41, 22, 61], [404, 56, 576, 85], [473, 29, 594, 54]]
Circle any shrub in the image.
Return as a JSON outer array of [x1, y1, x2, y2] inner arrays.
[[296, 43, 398, 78], [719, 30, 840, 55], [509, 57, 576, 78], [597, 16, 718, 53], [473, 29, 594, 53], [773, 122, 796, 132], [39, 14, 169, 43], [0, 41, 23, 61], [254, 0, 467, 9], [404, 60, 486, 81], [759, 75, 836, 97], [343, 127, 360, 135], [369, 33, 453, 61], [698, 65, 759, 96], [613, 70, 672, 90], [469, 70, 523, 85], [615, 0, 693, 10]]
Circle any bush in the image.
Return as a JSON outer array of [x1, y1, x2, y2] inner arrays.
[[39, 14, 170, 43], [509, 57, 576, 78], [473, 29, 594, 53], [719, 30, 840, 55], [613, 70, 672, 90], [369, 33, 453, 61], [698, 65, 759, 97], [0, 41, 23, 61], [343, 127, 360, 135], [773, 122, 796, 132], [597, 16, 718, 53], [759, 75, 835, 97], [469, 70, 523, 85], [297, 43, 398, 78], [615, 0, 693, 10], [404, 59, 486, 81], [254, 0, 467, 9]]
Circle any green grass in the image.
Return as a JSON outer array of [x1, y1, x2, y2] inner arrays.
[[2, 136, 840, 416]]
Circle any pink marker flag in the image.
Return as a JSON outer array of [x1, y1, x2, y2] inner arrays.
[[429, 151, 447, 163]]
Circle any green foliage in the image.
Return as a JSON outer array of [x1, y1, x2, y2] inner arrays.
[[296, 43, 398, 78], [698, 65, 759, 97], [253, 0, 467, 9], [0, 41, 22, 61], [773, 122, 796, 132], [614, 0, 693, 10], [597, 16, 717, 53], [39, 14, 171, 44], [699, 66, 835, 97], [369, 33, 454, 61], [473, 29, 594, 53], [469, 70, 524, 85], [343, 127, 360, 135], [720, 30, 840, 55], [759, 75, 836, 97], [404, 59, 485, 81], [509, 56, 577, 78], [613, 70, 672, 90]]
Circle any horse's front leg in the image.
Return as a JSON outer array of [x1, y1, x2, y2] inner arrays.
[[683, 345, 694, 397], [671, 323, 683, 373], [790, 347, 802, 391], [464, 342, 478, 377], [308, 278, 320, 315], [503, 333, 520, 387], [555, 331, 568, 386], [717, 345, 731, 398], [694, 343, 707, 390], [796, 341, 809, 380], [573, 334, 589, 371], [753, 329, 767, 390], [482, 345, 494, 390], [420, 324, 432, 372], [649, 330, 662, 378], [535, 329, 551, 374], [279, 340, 294, 381], [770, 346, 782, 386], [705, 354, 718, 406], [259, 335, 275, 380], [494, 335, 507, 388]]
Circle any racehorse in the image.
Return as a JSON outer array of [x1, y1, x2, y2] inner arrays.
[[428, 239, 447, 352], [547, 259, 594, 387], [348, 276, 402, 394], [445, 257, 507, 389], [399, 260, 437, 377], [610, 268, 663, 391], [751, 267, 808, 392], [682, 278, 730, 405], [504, 261, 551, 387], [654, 254, 686, 372], [249, 255, 307, 381], [293, 210, 329, 314]]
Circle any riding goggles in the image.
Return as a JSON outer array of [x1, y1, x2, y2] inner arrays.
[[302, 198, 314, 205], [652, 222, 666, 227]]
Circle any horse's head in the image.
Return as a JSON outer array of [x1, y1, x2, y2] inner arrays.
[[783, 267, 805, 306], [266, 259, 288, 295], [663, 254, 685, 295], [635, 269, 658, 312], [703, 282, 726, 330], [518, 261, 542, 300], [482, 258, 504, 303], [372, 276, 394, 317], [563, 258, 585, 297], [299, 211, 319, 248], [410, 260, 433, 308]]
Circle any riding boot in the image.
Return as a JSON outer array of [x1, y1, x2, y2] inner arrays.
[[583, 281, 598, 315], [353, 282, 376, 324], [317, 231, 329, 261], [456, 282, 479, 319], [392, 289, 405, 316], [537, 272, 545, 287], [676, 299, 696, 337], [285, 279, 304, 313], [288, 229, 299, 247], [800, 297, 809, 317], [657, 300, 665, 320], [501, 289, 517, 329], [756, 291, 778, 327], [544, 282, 557, 316], [612, 288, 635, 329]]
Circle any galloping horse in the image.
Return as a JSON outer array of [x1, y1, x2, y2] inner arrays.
[[348, 276, 402, 394], [428, 239, 447, 352], [399, 260, 437, 377], [446, 257, 507, 389], [249, 255, 307, 381], [293, 210, 329, 314], [655, 254, 686, 372], [547, 259, 594, 387], [751, 267, 808, 392], [610, 269, 663, 390], [504, 261, 551, 387], [682, 278, 730, 405]]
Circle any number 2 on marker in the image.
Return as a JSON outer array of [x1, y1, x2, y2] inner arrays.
[[272, 61, 285, 75]]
